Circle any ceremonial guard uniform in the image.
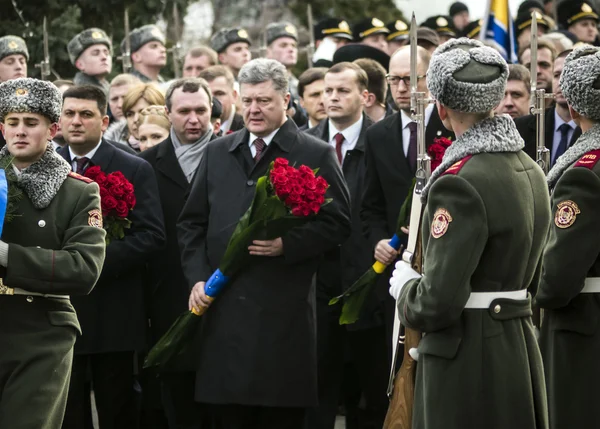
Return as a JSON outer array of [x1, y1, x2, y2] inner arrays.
[[67, 28, 112, 93], [389, 39, 551, 429], [121, 25, 166, 83], [538, 46, 600, 429], [0, 78, 106, 428], [0, 36, 29, 149]]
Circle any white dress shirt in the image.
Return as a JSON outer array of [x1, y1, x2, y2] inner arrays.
[[399, 104, 434, 156], [327, 116, 364, 162], [68, 139, 102, 172]]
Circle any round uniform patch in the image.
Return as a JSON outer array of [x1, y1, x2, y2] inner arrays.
[[15, 88, 27, 96], [431, 208, 453, 238], [8, 41, 18, 50], [88, 209, 103, 229], [555, 200, 580, 229]]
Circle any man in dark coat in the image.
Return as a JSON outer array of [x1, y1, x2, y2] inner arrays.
[[139, 77, 218, 428], [360, 44, 454, 353], [515, 49, 581, 166], [57, 85, 165, 429], [538, 45, 600, 429], [178, 58, 351, 429], [305, 62, 387, 429]]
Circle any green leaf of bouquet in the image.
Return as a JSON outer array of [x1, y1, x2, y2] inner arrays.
[[338, 268, 379, 325]]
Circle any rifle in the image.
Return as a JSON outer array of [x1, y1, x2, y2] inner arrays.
[[383, 14, 432, 429], [306, 4, 315, 68], [35, 17, 51, 80], [117, 8, 133, 74], [168, 2, 183, 79]]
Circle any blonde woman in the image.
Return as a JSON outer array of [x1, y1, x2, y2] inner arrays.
[[137, 105, 170, 151], [104, 83, 165, 152]]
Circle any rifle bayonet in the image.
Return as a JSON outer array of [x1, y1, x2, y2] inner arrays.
[[117, 8, 133, 73], [306, 4, 315, 68], [168, 2, 183, 79], [35, 17, 51, 80]]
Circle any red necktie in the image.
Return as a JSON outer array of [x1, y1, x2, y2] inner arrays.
[[334, 133, 344, 165], [75, 157, 90, 174], [253, 138, 266, 162]]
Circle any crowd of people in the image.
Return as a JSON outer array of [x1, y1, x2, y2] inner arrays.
[[0, 1, 600, 429]]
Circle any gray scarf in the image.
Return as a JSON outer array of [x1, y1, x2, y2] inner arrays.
[[170, 127, 213, 182], [0, 143, 71, 209], [421, 114, 524, 202], [546, 122, 600, 188]]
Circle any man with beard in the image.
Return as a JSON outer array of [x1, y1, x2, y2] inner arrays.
[[515, 49, 581, 167], [122, 25, 167, 83], [67, 28, 113, 93]]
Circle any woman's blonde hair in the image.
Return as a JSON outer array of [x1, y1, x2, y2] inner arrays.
[[122, 83, 165, 116], [137, 105, 171, 131]]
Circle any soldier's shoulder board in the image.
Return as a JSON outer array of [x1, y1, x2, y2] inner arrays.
[[441, 155, 473, 176], [68, 171, 93, 183], [574, 149, 600, 170]]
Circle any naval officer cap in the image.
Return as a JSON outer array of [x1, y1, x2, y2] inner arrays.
[[427, 38, 508, 113], [386, 19, 409, 42], [68, 28, 112, 65], [353, 18, 389, 41], [515, 11, 550, 36], [210, 28, 251, 54], [560, 46, 600, 121], [421, 15, 458, 38], [0, 36, 29, 62], [0, 78, 62, 123], [266, 22, 298, 45], [314, 18, 353, 42], [557, 0, 599, 29], [120, 25, 166, 55]]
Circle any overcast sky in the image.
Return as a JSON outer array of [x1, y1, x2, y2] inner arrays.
[[394, 0, 525, 22]]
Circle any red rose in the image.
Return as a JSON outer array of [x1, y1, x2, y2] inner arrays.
[[285, 166, 296, 175], [286, 193, 302, 205], [305, 190, 316, 201], [428, 137, 452, 171], [272, 173, 288, 186], [95, 174, 108, 187], [106, 175, 121, 188], [99, 187, 110, 200], [298, 165, 314, 177], [110, 185, 126, 198], [110, 171, 127, 181], [125, 192, 137, 209], [115, 200, 129, 218], [85, 166, 103, 180], [292, 184, 305, 196], [304, 178, 317, 191], [123, 182, 134, 194], [102, 195, 118, 212], [310, 201, 321, 214], [315, 176, 328, 192], [274, 158, 289, 169], [316, 194, 325, 204], [291, 206, 305, 217]]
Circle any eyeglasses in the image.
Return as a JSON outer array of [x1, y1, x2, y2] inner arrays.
[[385, 74, 425, 87]]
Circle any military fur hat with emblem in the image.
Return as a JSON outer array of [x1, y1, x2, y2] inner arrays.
[[0, 36, 29, 62], [557, 0, 599, 29], [120, 25, 166, 55], [67, 28, 112, 65], [353, 17, 389, 41], [386, 19, 409, 42], [427, 38, 508, 113], [266, 22, 298, 45], [211, 28, 251, 54], [560, 46, 600, 121], [0, 78, 62, 123], [421, 15, 457, 37]]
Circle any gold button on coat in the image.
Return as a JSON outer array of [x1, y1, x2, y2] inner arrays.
[[494, 304, 501, 314]]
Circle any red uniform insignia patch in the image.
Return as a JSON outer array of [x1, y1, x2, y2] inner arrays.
[[574, 149, 600, 169], [431, 208, 453, 238], [555, 200, 580, 229], [68, 171, 93, 183], [441, 155, 473, 176]]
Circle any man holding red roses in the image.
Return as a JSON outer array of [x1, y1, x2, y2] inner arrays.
[[57, 85, 165, 429], [178, 58, 351, 428]]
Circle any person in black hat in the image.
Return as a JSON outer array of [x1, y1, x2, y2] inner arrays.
[[515, 11, 550, 51], [517, 0, 545, 17], [449, 2, 470, 32], [557, 0, 599, 45], [314, 18, 353, 50], [461, 19, 482, 39], [386, 19, 409, 56], [417, 27, 441, 53], [333, 44, 390, 71], [421, 15, 458, 43], [353, 17, 389, 53], [210, 28, 252, 79]]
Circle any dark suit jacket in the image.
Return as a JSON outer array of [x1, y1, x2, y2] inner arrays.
[[306, 115, 383, 329], [177, 119, 351, 407], [58, 139, 165, 353], [139, 134, 216, 342], [230, 113, 245, 132], [514, 107, 582, 164]]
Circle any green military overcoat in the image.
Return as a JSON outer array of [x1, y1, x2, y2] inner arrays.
[[398, 116, 551, 429], [537, 124, 600, 429]]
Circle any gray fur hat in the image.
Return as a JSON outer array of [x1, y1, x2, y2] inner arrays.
[[266, 22, 298, 45], [120, 25, 165, 55], [560, 46, 600, 121], [427, 37, 508, 113], [211, 28, 251, 54], [0, 78, 62, 123], [0, 36, 29, 62], [67, 28, 112, 65]]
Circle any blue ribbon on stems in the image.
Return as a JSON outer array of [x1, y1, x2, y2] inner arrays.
[[0, 170, 9, 237]]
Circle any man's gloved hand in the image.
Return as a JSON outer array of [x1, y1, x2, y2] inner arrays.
[[389, 260, 421, 300]]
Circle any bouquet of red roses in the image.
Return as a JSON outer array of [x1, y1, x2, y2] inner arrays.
[[330, 137, 452, 324], [84, 166, 136, 244], [144, 157, 330, 370]]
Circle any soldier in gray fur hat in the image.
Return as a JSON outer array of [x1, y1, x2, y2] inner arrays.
[[0, 36, 28, 83], [265, 22, 300, 97], [121, 24, 167, 83], [0, 77, 105, 428], [388, 38, 551, 428], [538, 45, 600, 429], [210, 27, 251, 79], [67, 28, 112, 93]]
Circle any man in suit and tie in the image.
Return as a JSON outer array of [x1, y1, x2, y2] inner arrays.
[[515, 49, 581, 166], [178, 58, 351, 429], [139, 77, 218, 427], [57, 85, 165, 429]]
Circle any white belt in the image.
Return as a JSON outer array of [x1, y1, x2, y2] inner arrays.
[[464, 289, 527, 309], [581, 278, 600, 293], [12, 288, 69, 300]]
